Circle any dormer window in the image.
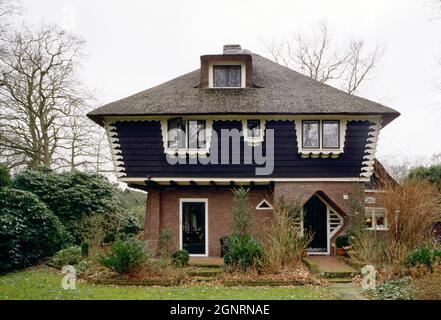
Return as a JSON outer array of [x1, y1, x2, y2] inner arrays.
[[302, 120, 320, 148], [213, 65, 242, 87]]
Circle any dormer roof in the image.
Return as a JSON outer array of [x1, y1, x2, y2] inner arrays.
[[88, 46, 400, 127]]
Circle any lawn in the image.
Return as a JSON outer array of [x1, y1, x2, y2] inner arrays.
[[0, 268, 340, 300]]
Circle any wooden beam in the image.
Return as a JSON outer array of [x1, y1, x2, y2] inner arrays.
[[189, 180, 197, 187], [229, 181, 235, 188], [169, 180, 178, 188]]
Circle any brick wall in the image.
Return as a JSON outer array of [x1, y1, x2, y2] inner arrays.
[[144, 181, 365, 257], [144, 188, 273, 257]]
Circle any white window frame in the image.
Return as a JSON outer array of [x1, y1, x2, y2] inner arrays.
[[179, 198, 209, 257], [295, 119, 347, 156], [256, 199, 273, 210], [243, 119, 265, 146], [208, 61, 246, 89], [365, 207, 388, 231], [161, 118, 213, 157]]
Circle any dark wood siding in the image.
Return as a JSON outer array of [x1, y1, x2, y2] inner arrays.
[[113, 120, 373, 178]]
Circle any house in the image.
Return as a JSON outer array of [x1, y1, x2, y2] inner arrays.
[[87, 44, 400, 257]]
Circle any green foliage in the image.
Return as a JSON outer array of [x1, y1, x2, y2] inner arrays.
[[336, 235, 349, 248], [0, 188, 69, 273], [52, 246, 83, 268], [159, 228, 174, 259], [97, 239, 148, 274], [13, 170, 120, 238], [0, 164, 11, 189], [370, 277, 412, 300], [406, 247, 441, 270], [230, 187, 252, 236], [119, 215, 143, 238], [406, 165, 441, 191], [81, 242, 89, 258], [224, 235, 263, 270], [171, 250, 189, 268]]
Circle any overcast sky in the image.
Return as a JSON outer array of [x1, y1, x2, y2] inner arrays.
[[20, 0, 441, 162]]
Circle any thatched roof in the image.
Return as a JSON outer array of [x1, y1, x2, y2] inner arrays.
[[88, 53, 400, 126]]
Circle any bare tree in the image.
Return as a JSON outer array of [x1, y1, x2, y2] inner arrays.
[[264, 21, 382, 95], [0, 24, 89, 169]]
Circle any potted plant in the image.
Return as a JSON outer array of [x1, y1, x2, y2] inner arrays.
[[335, 235, 349, 256]]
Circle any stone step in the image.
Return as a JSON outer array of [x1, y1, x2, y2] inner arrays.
[[326, 278, 354, 284], [320, 271, 358, 279]]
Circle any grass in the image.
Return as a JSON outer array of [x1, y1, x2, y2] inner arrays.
[[0, 267, 340, 300]]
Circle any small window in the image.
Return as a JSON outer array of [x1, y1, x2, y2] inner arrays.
[[322, 121, 340, 148], [256, 199, 273, 210], [247, 120, 262, 138], [167, 118, 186, 149], [365, 208, 388, 231], [188, 120, 206, 149], [168, 118, 207, 150], [302, 120, 320, 148], [213, 65, 242, 87]]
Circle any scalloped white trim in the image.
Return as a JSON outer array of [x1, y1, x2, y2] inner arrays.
[[360, 119, 382, 178], [104, 121, 127, 178]]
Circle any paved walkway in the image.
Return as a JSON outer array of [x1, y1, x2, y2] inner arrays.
[[306, 256, 357, 275], [189, 257, 224, 266]]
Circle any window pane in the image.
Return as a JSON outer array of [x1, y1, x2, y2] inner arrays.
[[302, 121, 319, 148], [323, 121, 339, 148], [228, 66, 241, 87], [213, 65, 241, 87], [188, 120, 206, 149], [167, 118, 186, 149], [213, 66, 228, 87], [247, 120, 261, 138]]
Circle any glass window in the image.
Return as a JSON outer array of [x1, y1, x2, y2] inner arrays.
[[188, 120, 206, 149], [167, 118, 186, 149], [322, 121, 340, 148], [302, 121, 320, 148], [365, 208, 388, 231], [247, 120, 261, 138], [213, 65, 242, 87]]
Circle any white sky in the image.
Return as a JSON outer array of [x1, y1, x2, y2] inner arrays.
[[20, 0, 441, 161]]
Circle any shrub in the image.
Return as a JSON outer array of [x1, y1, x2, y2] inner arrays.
[[224, 235, 263, 270], [52, 246, 83, 268], [406, 247, 441, 270], [406, 165, 441, 192], [0, 188, 69, 273], [13, 170, 120, 238], [119, 214, 143, 238], [97, 239, 148, 274], [260, 198, 312, 271], [0, 164, 11, 189], [159, 228, 174, 259], [348, 180, 441, 266], [171, 250, 189, 268], [81, 242, 89, 258], [370, 277, 412, 300], [230, 187, 252, 236]]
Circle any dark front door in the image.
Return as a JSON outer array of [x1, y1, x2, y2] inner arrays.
[[181, 201, 206, 255], [303, 196, 327, 253]]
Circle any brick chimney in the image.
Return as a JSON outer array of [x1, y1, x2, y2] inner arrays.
[[223, 44, 242, 55]]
